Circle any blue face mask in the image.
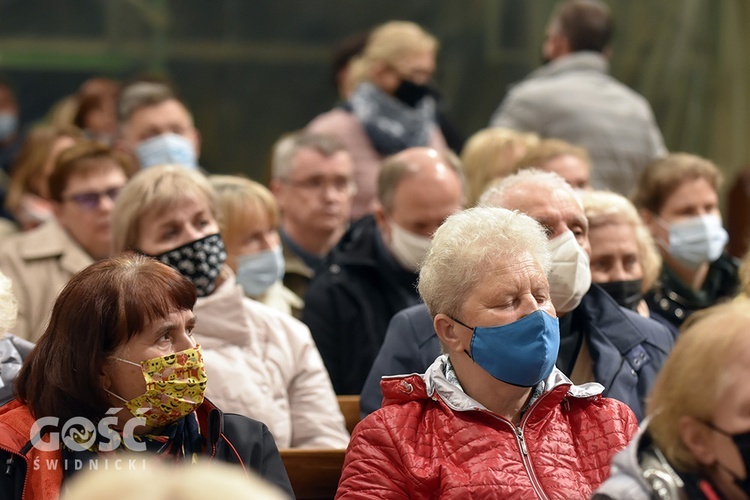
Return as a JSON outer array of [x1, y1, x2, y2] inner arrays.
[[135, 133, 198, 169], [453, 310, 560, 387], [236, 246, 285, 298], [0, 112, 18, 141]]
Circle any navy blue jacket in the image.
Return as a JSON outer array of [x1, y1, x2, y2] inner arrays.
[[302, 215, 421, 395], [361, 283, 674, 421]]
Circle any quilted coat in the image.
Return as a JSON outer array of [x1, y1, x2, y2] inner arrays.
[[336, 355, 638, 499]]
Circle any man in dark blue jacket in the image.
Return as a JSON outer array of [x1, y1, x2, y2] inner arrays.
[[361, 169, 673, 421]]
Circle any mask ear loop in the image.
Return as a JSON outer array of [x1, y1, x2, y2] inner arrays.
[[449, 316, 476, 362]]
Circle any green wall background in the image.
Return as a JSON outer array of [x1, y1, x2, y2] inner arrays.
[[0, 0, 747, 196]]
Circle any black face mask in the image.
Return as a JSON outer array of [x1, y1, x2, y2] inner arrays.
[[703, 422, 750, 494], [394, 80, 432, 108], [598, 279, 643, 311]]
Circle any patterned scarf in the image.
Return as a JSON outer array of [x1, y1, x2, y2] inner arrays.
[[349, 82, 437, 156]]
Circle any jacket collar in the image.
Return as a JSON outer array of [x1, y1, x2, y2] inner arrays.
[[527, 51, 609, 81], [192, 266, 255, 349], [576, 283, 649, 387], [17, 219, 93, 275], [382, 354, 604, 416]]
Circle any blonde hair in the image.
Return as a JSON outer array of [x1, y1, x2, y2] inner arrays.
[[419, 207, 550, 319], [460, 128, 540, 206], [0, 271, 17, 333], [112, 165, 216, 252], [209, 175, 279, 243], [515, 138, 591, 174], [61, 459, 286, 500], [646, 301, 750, 472], [347, 21, 438, 90], [738, 249, 750, 300], [581, 190, 662, 292]]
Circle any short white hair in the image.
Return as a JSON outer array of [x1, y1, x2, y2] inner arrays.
[[478, 168, 581, 209], [0, 271, 18, 333], [418, 206, 551, 319]]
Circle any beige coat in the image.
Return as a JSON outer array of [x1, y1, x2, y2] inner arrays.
[[192, 269, 349, 449], [0, 219, 93, 341]]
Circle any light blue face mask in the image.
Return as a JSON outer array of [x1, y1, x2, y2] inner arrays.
[[660, 214, 728, 269], [236, 246, 285, 298], [0, 112, 18, 141], [453, 310, 560, 387], [135, 132, 198, 169]]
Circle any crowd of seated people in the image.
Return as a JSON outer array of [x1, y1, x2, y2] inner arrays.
[[0, 1, 747, 498]]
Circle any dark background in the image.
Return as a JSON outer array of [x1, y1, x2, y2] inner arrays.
[[0, 0, 747, 195]]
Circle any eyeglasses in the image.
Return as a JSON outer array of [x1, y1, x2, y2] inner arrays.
[[62, 186, 122, 211], [283, 176, 356, 195]]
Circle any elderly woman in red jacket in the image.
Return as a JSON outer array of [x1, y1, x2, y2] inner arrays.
[[336, 207, 638, 499]]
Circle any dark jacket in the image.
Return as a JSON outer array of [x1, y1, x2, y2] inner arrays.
[[645, 253, 740, 329], [361, 284, 674, 421], [302, 215, 421, 395], [0, 399, 294, 500]]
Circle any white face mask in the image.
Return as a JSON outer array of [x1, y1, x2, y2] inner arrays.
[[657, 214, 728, 269], [387, 221, 433, 272], [547, 230, 592, 314], [135, 133, 198, 169]]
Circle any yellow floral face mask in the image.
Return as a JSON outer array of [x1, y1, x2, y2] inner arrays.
[[108, 345, 208, 428]]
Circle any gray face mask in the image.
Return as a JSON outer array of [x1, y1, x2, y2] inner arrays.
[[135, 133, 198, 169], [656, 214, 728, 268]]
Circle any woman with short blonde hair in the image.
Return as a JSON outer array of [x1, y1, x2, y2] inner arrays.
[[596, 301, 750, 499], [112, 165, 349, 450], [210, 175, 302, 316]]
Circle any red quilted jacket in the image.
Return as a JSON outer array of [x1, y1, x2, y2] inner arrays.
[[336, 356, 638, 499]]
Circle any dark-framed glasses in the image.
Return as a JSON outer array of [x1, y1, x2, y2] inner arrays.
[[62, 186, 122, 211]]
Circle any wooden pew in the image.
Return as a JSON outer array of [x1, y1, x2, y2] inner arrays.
[[336, 395, 361, 435], [280, 448, 346, 500]]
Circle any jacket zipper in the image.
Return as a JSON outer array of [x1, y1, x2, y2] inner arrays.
[[512, 424, 548, 500], [0, 443, 29, 500], [485, 393, 553, 500]]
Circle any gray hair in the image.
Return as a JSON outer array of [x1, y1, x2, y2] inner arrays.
[[418, 206, 551, 319], [0, 271, 17, 333], [378, 149, 463, 212], [118, 81, 179, 123], [478, 168, 580, 209], [270, 131, 348, 180]]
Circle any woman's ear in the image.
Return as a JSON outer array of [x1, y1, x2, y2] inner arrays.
[[679, 415, 717, 467], [434, 313, 468, 354]]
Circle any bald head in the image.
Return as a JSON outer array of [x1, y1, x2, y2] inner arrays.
[[376, 147, 463, 244], [480, 169, 590, 254]]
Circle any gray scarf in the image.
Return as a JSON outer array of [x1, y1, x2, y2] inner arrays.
[[349, 82, 437, 156]]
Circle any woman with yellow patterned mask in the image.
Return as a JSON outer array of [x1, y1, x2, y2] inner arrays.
[[0, 254, 292, 500]]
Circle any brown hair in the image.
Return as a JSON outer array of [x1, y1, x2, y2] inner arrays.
[[5, 124, 83, 214], [552, 0, 613, 53], [48, 141, 135, 202], [631, 153, 722, 215], [16, 254, 197, 424]]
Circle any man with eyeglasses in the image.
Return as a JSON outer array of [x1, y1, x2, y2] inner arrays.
[[270, 132, 355, 301], [0, 141, 131, 341], [300, 147, 463, 395]]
